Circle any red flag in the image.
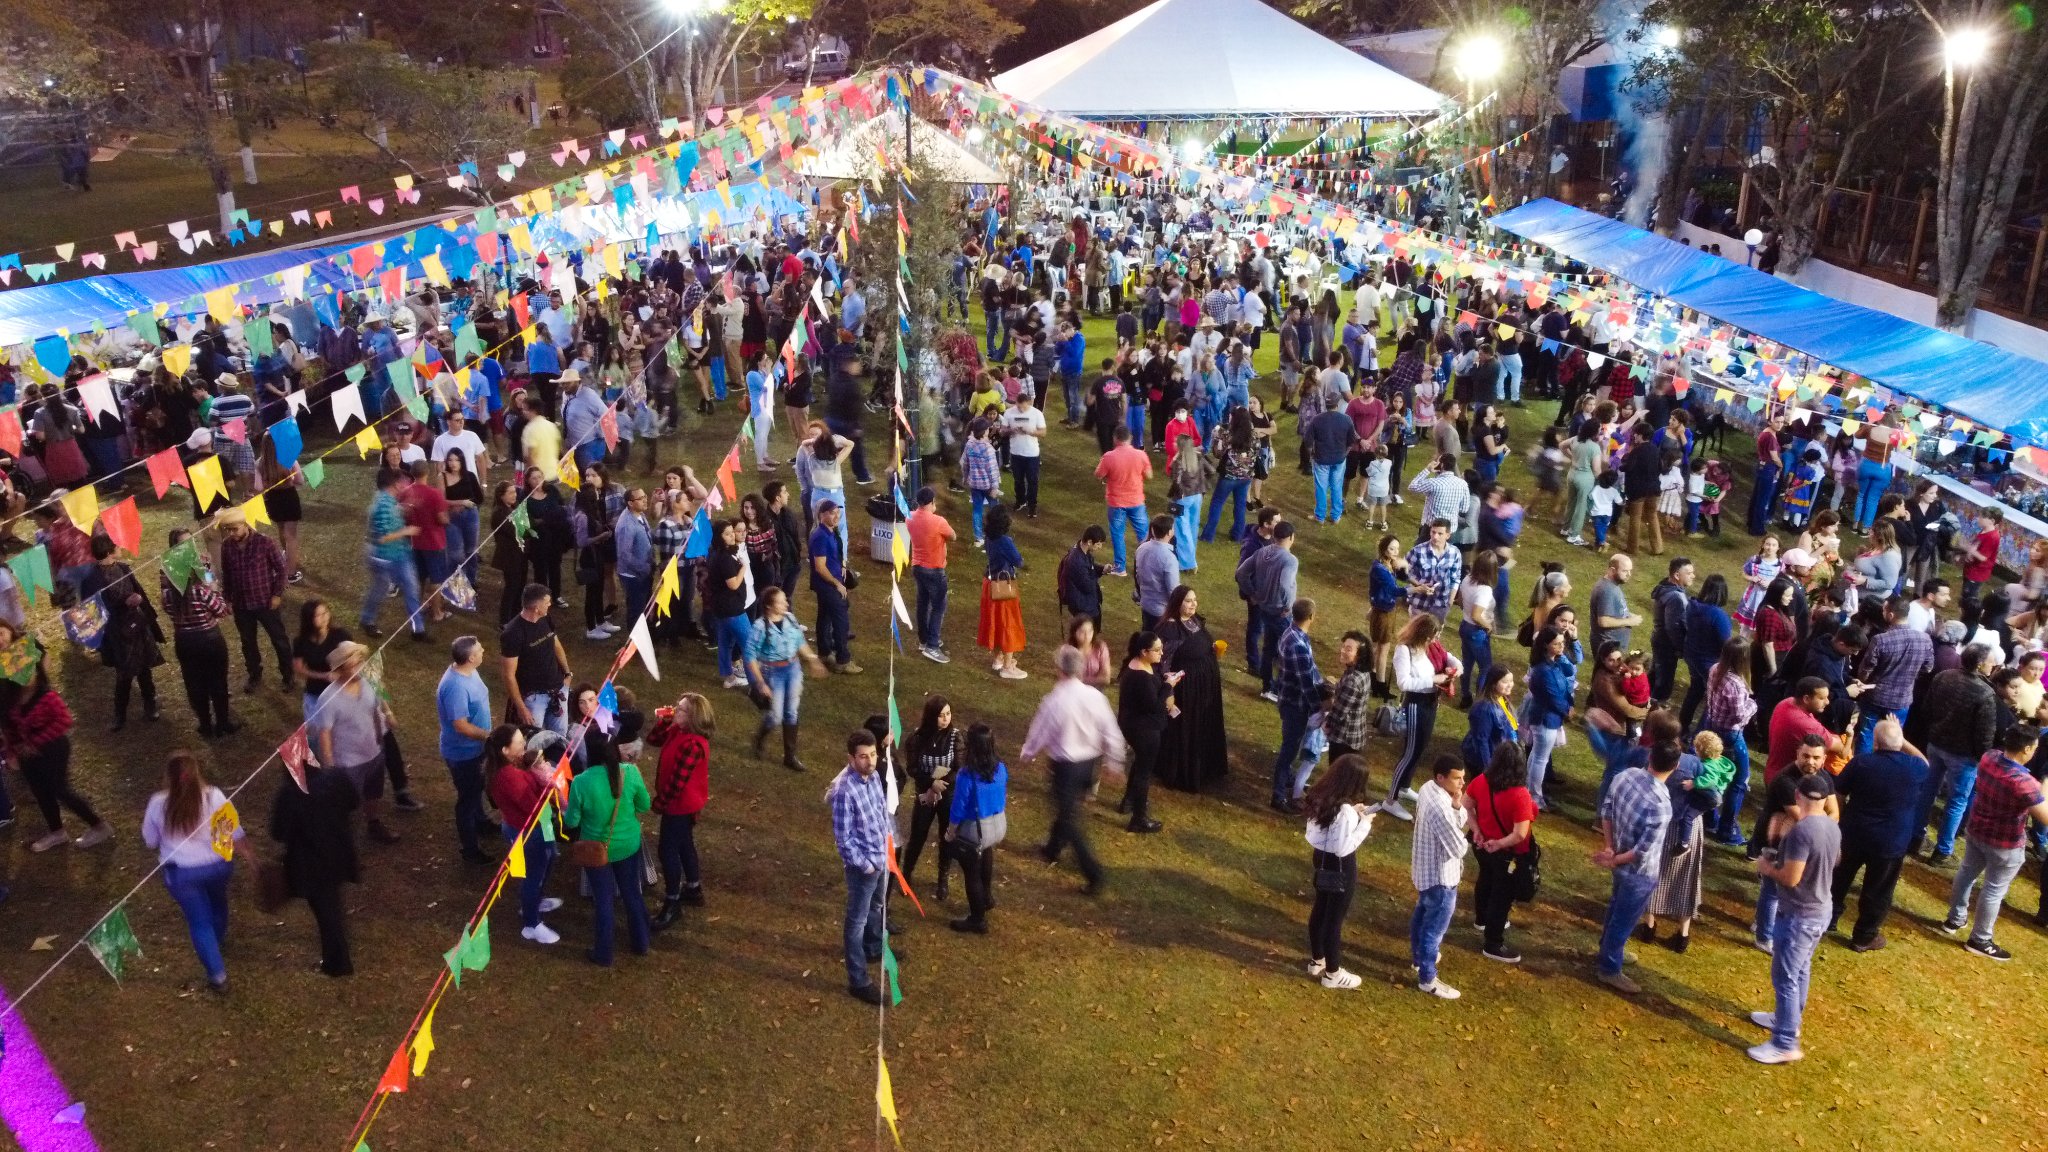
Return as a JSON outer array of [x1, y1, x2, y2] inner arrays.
[[102, 497, 140, 556], [716, 445, 740, 501], [222, 417, 247, 444], [280, 726, 311, 793], [376, 1046, 410, 1095], [0, 409, 20, 456], [474, 231, 501, 263], [379, 267, 404, 303], [147, 449, 189, 498], [599, 406, 619, 451], [510, 293, 531, 329], [882, 834, 925, 917]]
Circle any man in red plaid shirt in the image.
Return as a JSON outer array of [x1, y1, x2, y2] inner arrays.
[[217, 509, 294, 693]]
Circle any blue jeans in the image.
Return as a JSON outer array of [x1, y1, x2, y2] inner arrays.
[[1499, 353, 1523, 402], [523, 689, 567, 737], [1852, 705, 1907, 757], [1457, 621, 1491, 703], [912, 567, 948, 649], [1948, 838, 2026, 945], [447, 505, 481, 584], [1409, 884, 1456, 986], [1126, 400, 1147, 443], [585, 850, 652, 965], [1526, 725, 1562, 807], [1712, 728, 1751, 841], [1204, 476, 1249, 541], [621, 574, 651, 632], [714, 613, 752, 678], [1061, 372, 1084, 424], [1244, 600, 1272, 678], [1768, 909, 1827, 1050], [1755, 877, 1780, 945], [163, 859, 233, 983], [970, 488, 995, 539], [1475, 453, 1502, 488], [445, 754, 487, 856], [1597, 869, 1659, 975], [1272, 702, 1311, 803], [1591, 514, 1611, 547], [843, 863, 888, 989], [1173, 497, 1201, 568], [1933, 746, 1979, 857], [1312, 460, 1346, 521], [756, 660, 802, 725], [1258, 607, 1289, 692], [505, 825, 557, 928], [1749, 463, 1781, 535], [984, 308, 1008, 360], [1853, 458, 1892, 531], [1107, 504, 1146, 570], [360, 553, 423, 634], [1685, 500, 1702, 534], [813, 587, 852, 665]]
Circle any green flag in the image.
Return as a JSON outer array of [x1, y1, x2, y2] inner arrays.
[[405, 394, 429, 422], [881, 938, 903, 1006], [8, 544, 52, 605], [301, 458, 326, 489], [442, 926, 468, 988], [127, 311, 162, 347], [243, 316, 274, 357], [459, 915, 490, 974], [0, 636, 42, 685], [895, 338, 908, 374], [887, 692, 902, 747], [345, 362, 366, 385], [390, 360, 417, 401], [162, 538, 203, 592], [475, 206, 499, 232], [453, 324, 483, 362], [85, 908, 142, 982], [509, 501, 532, 544]]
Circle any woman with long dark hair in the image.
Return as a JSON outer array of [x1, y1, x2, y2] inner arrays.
[[1700, 635, 1758, 845], [572, 463, 621, 640], [1383, 613, 1459, 821], [1156, 585, 1227, 790], [484, 724, 564, 944], [142, 750, 241, 992], [944, 723, 1008, 934], [1679, 573, 1734, 731], [899, 695, 961, 899], [565, 730, 653, 967], [1463, 743, 1533, 964], [1303, 752, 1375, 990], [488, 481, 529, 624], [522, 469, 571, 605], [80, 534, 163, 731], [439, 448, 485, 588], [1117, 630, 1178, 832]]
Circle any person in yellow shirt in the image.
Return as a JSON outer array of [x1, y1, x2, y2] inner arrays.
[[520, 393, 563, 482]]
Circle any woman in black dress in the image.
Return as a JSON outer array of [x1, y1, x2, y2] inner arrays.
[[1116, 630, 1176, 833], [79, 535, 163, 730], [1157, 584, 1227, 791], [898, 695, 960, 900]]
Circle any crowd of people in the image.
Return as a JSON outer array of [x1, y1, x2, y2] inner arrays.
[[3, 182, 2042, 1080]]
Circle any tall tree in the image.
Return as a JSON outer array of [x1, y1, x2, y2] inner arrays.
[[1927, 1, 2048, 330], [857, 0, 1026, 68], [554, 0, 811, 126], [0, 0, 115, 156], [318, 41, 535, 196], [1634, 0, 1928, 273], [1431, 0, 1604, 132]]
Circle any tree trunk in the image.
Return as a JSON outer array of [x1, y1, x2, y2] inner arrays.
[[1934, 49, 2048, 330], [1653, 101, 1712, 236], [241, 144, 258, 185]]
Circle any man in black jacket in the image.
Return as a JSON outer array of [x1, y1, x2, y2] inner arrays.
[[1919, 643, 2002, 862], [1058, 526, 1108, 633], [1650, 557, 1694, 706], [764, 480, 804, 594]]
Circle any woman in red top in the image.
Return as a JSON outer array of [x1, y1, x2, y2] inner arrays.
[[649, 692, 715, 929], [0, 622, 113, 853], [1463, 742, 1534, 964], [1751, 578, 1800, 686], [485, 724, 563, 944]]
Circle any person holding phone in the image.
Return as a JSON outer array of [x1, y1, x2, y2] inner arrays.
[[1117, 630, 1181, 833]]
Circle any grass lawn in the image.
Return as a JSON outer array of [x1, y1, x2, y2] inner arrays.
[[0, 305, 2041, 1152]]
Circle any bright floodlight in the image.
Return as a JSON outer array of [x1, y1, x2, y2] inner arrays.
[[967, 127, 985, 145], [1945, 27, 1991, 67], [1654, 25, 1682, 49], [1181, 138, 1207, 160], [1453, 34, 1504, 82], [663, 0, 726, 12]]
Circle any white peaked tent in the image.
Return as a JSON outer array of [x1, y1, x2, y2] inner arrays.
[[992, 0, 1448, 119], [796, 109, 1009, 184]]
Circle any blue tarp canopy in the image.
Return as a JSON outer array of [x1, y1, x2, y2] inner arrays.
[[1488, 198, 2048, 439]]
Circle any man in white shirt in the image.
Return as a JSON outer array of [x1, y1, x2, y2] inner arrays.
[[1907, 579, 1950, 635], [1236, 287, 1267, 347], [1410, 756, 1469, 999], [1002, 392, 1047, 516], [1020, 646, 1128, 895], [429, 410, 489, 485]]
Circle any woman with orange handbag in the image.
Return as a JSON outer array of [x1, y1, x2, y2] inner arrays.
[[976, 504, 1028, 680]]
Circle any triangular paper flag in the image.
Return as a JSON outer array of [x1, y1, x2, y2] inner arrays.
[[375, 1045, 409, 1095], [240, 495, 272, 528], [301, 459, 325, 489], [188, 455, 228, 512], [58, 486, 98, 532], [442, 927, 469, 988], [270, 416, 302, 467], [146, 449, 188, 497], [459, 915, 491, 973], [629, 613, 660, 681], [877, 1056, 903, 1148], [654, 555, 680, 617], [354, 425, 382, 458], [409, 1005, 437, 1077], [506, 831, 527, 877], [102, 497, 140, 556], [280, 726, 311, 792], [330, 382, 366, 432], [162, 538, 203, 592]]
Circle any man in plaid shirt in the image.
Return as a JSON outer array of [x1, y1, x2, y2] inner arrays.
[[828, 729, 895, 1004], [158, 526, 237, 737], [1327, 631, 1373, 759], [1852, 595, 1933, 756], [1407, 453, 1469, 539], [1594, 743, 1676, 993], [1941, 724, 2048, 961], [1405, 519, 1463, 621], [217, 508, 294, 692], [1410, 756, 1469, 999], [1269, 599, 1323, 813]]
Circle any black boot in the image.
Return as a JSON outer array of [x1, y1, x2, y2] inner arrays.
[[753, 718, 774, 761], [652, 892, 684, 932], [782, 724, 806, 772], [935, 856, 951, 903]]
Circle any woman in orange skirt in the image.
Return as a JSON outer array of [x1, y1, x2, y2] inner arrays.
[[976, 504, 1028, 679]]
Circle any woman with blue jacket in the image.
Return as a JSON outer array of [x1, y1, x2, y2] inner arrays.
[[1524, 627, 1578, 810], [1461, 665, 1520, 775], [1679, 574, 1734, 732], [944, 723, 1008, 935]]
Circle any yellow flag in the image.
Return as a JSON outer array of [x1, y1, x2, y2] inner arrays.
[[890, 521, 909, 575], [603, 244, 623, 279], [876, 1056, 903, 1148], [507, 831, 527, 878], [558, 460, 580, 490], [530, 187, 554, 215], [58, 485, 98, 530], [188, 455, 228, 512], [421, 253, 450, 287], [354, 425, 383, 458], [655, 555, 680, 618], [204, 287, 239, 323], [161, 343, 193, 378], [409, 1004, 437, 1077], [241, 494, 272, 528]]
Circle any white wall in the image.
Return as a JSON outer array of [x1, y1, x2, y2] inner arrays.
[[1674, 221, 2048, 365]]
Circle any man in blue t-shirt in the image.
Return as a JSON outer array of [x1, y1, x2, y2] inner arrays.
[[809, 502, 860, 674], [435, 636, 495, 864]]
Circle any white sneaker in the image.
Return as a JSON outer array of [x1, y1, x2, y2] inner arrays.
[[999, 666, 1029, 680], [1320, 968, 1363, 990], [722, 674, 751, 689], [1418, 979, 1461, 1000], [1306, 958, 1326, 978], [521, 923, 561, 945], [1399, 787, 1420, 803], [597, 622, 621, 636], [1747, 1042, 1803, 1065], [1748, 1010, 1777, 1029], [585, 627, 611, 640], [29, 830, 68, 853], [538, 898, 565, 913], [1379, 799, 1413, 822], [73, 823, 113, 849]]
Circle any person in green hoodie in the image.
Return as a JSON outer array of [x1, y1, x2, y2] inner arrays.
[[566, 745, 652, 966]]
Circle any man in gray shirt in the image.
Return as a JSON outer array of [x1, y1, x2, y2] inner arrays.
[[1589, 553, 1642, 654], [310, 640, 400, 844], [1133, 514, 1180, 633], [1749, 773, 1840, 1064], [1235, 522, 1299, 698]]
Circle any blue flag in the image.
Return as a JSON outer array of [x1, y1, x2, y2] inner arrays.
[[269, 416, 303, 468], [683, 507, 712, 560]]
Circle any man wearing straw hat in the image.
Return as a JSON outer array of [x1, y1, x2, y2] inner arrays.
[[309, 639, 402, 844]]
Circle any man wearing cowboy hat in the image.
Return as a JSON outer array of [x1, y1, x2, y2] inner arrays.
[[217, 506, 294, 693], [309, 639, 402, 844]]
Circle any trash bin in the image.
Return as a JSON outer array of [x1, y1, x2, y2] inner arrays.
[[866, 490, 902, 564]]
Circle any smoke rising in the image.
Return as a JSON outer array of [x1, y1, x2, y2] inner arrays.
[[1599, 0, 1670, 227]]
